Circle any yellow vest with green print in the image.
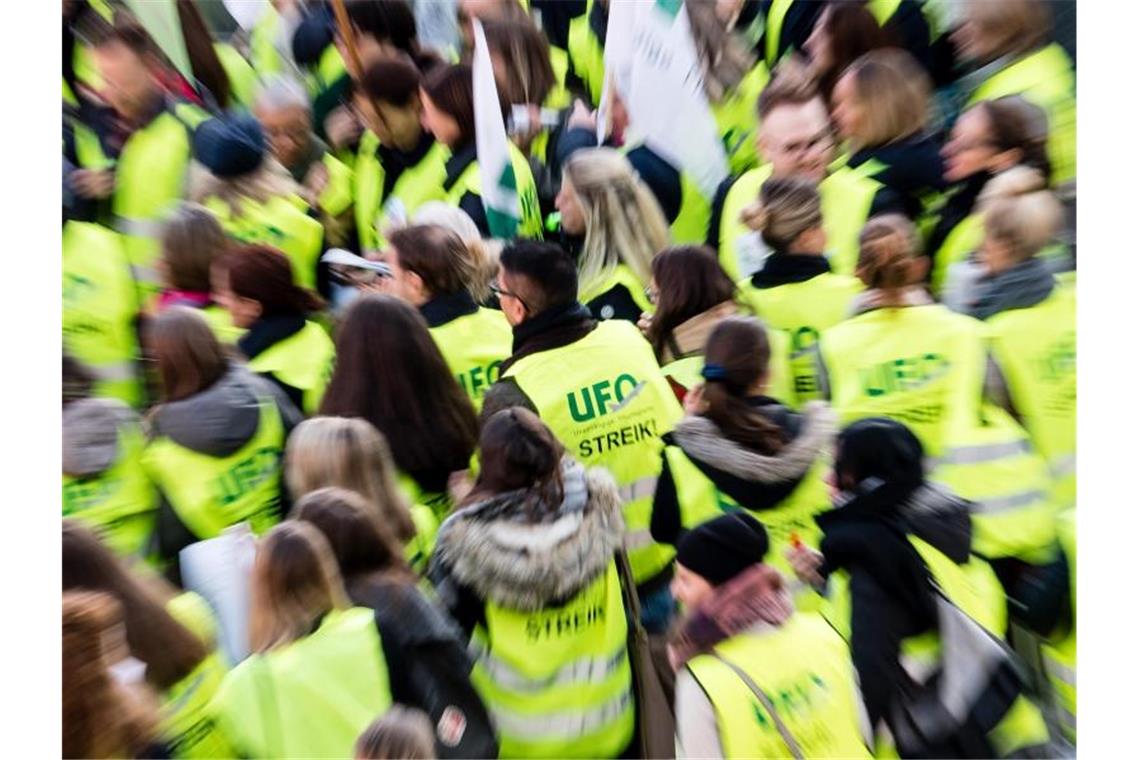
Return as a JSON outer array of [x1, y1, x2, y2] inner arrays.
[[820, 305, 986, 459], [445, 143, 544, 239], [429, 307, 512, 408], [712, 61, 770, 175], [213, 607, 392, 759], [504, 320, 683, 584], [63, 422, 156, 559], [930, 405, 1058, 563], [567, 13, 606, 106], [1042, 507, 1075, 744], [661, 326, 795, 406], [142, 398, 284, 540], [987, 286, 1076, 511], [405, 504, 440, 576], [161, 593, 235, 759], [204, 194, 324, 290], [740, 272, 863, 407], [62, 222, 143, 407], [213, 42, 257, 108], [470, 561, 634, 759], [354, 130, 450, 251], [580, 264, 653, 318], [246, 321, 336, 416], [686, 613, 871, 760]]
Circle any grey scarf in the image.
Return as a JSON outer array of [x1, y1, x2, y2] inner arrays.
[[968, 258, 1055, 321]]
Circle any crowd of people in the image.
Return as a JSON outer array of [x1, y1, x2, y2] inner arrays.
[[62, 0, 1077, 757]]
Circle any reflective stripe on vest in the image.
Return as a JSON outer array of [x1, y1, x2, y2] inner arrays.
[[429, 307, 512, 408], [246, 321, 336, 416], [504, 321, 682, 584]]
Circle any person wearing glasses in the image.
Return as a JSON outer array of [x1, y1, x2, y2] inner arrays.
[[708, 62, 901, 281]]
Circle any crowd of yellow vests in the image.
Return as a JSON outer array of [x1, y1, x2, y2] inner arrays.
[[62, 0, 1076, 758]]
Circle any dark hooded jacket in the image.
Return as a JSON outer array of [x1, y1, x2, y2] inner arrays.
[[848, 131, 948, 221]]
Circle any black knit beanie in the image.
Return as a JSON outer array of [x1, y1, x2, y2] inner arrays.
[[676, 512, 769, 587]]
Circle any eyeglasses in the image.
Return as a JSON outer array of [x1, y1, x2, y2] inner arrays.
[[490, 281, 529, 312], [778, 128, 835, 156]]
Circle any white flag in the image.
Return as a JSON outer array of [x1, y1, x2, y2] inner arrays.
[[471, 20, 521, 239], [124, 0, 193, 82]]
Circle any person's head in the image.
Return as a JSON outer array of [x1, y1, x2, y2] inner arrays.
[[495, 240, 579, 325], [953, 0, 1053, 66], [386, 224, 488, 305], [145, 307, 228, 403], [285, 416, 418, 544], [192, 114, 269, 182], [458, 0, 530, 54], [249, 521, 351, 652], [91, 20, 160, 119], [482, 18, 556, 107], [942, 96, 1051, 184], [756, 64, 835, 182], [293, 486, 413, 584], [671, 512, 770, 609], [63, 590, 160, 760], [355, 705, 437, 760], [855, 214, 927, 296], [558, 148, 670, 292], [342, 0, 419, 68], [354, 57, 425, 149], [833, 417, 925, 494], [700, 317, 787, 453], [62, 520, 208, 691], [212, 245, 323, 328], [159, 202, 230, 294], [977, 166, 1062, 276], [421, 64, 478, 149], [646, 246, 737, 361], [741, 176, 825, 254], [683, 0, 756, 103], [253, 76, 314, 170], [320, 295, 479, 481], [832, 49, 931, 150], [804, 1, 890, 100], [470, 407, 565, 512]]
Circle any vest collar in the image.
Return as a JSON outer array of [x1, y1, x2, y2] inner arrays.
[[377, 129, 435, 172], [750, 252, 831, 288], [443, 142, 478, 192], [419, 290, 479, 328], [510, 302, 594, 354], [238, 314, 307, 361]]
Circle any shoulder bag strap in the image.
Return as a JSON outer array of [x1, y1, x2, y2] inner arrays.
[[711, 652, 804, 760], [614, 548, 643, 626]]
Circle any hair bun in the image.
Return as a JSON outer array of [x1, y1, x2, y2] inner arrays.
[[739, 202, 768, 232], [980, 165, 1048, 206]]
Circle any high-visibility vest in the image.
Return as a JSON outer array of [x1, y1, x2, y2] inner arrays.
[[504, 320, 683, 584], [470, 561, 634, 758], [249, 5, 285, 77], [660, 324, 795, 406], [1041, 507, 1075, 743], [546, 46, 573, 111], [62, 222, 143, 407], [200, 304, 246, 346], [930, 405, 1058, 563], [711, 61, 770, 175], [930, 213, 984, 297], [399, 472, 456, 525], [405, 503, 439, 576], [765, 0, 797, 68], [161, 592, 235, 758], [353, 130, 449, 251], [444, 143, 544, 239], [740, 271, 863, 407], [142, 397, 285, 540], [245, 320, 335, 416], [317, 151, 355, 218], [214, 42, 258, 108], [671, 171, 713, 245], [304, 44, 348, 98], [718, 164, 883, 281], [966, 43, 1076, 187], [203, 194, 324, 290], [820, 305, 987, 458], [429, 307, 512, 408], [686, 614, 871, 759], [567, 13, 605, 106], [213, 607, 392, 759], [987, 287, 1076, 511], [63, 420, 156, 559], [579, 264, 653, 319]]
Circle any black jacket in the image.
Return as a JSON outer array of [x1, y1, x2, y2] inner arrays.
[[560, 233, 645, 324], [847, 132, 948, 222], [443, 143, 492, 237], [237, 314, 309, 411]]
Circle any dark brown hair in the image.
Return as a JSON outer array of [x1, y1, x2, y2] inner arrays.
[[161, 203, 230, 293], [356, 57, 423, 106], [293, 486, 414, 584], [700, 317, 786, 454], [147, 307, 229, 402], [423, 64, 497, 148], [977, 95, 1052, 180], [856, 214, 923, 294], [319, 295, 479, 487], [468, 407, 565, 517], [481, 18, 557, 107], [219, 244, 324, 317], [62, 521, 208, 692], [389, 224, 485, 299], [814, 1, 891, 100], [647, 246, 737, 362]]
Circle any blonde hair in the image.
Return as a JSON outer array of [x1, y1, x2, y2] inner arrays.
[[740, 176, 823, 252], [248, 521, 350, 653], [964, 0, 1052, 60], [979, 166, 1062, 262], [189, 157, 302, 218], [842, 49, 931, 149], [355, 705, 437, 760], [856, 214, 924, 294], [562, 148, 670, 296], [285, 417, 418, 543], [684, 0, 757, 103]]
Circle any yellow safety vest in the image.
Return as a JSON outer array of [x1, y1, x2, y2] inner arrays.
[[200, 304, 246, 346], [63, 420, 156, 559], [399, 472, 456, 525], [249, 5, 284, 77], [213, 42, 257, 108], [203, 194, 324, 290], [317, 151, 355, 219], [246, 320, 335, 416], [470, 561, 634, 758], [579, 264, 653, 319], [504, 320, 683, 584], [353, 130, 449, 251], [686, 614, 871, 759], [62, 222, 143, 407], [142, 397, 285, 540], [966, 43, 1076, 187], [304, 45, 348, 98], [1041, 507, 1075, 744], [820, 305, 987, 458], [212, 607, 392, 759], [712, 61, 770, 175], [930, 213, 984, 297], [444, 143, 544, 239], [567, 13, 606, 106], [740, 271, 863, 408], [546, 46, 573, 111], [405, 503, 440, 576], [987, 287, 1076, 511], [429, 307, 512, 408], [671, 171, 713, 245]]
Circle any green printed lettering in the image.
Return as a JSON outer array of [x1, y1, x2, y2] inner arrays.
[[613, 373, 638, 402], [568, 388, 596, 422], [592, 381, 614, 414]]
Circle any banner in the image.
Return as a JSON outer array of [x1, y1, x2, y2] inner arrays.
[[124, 0, 193, 81], [471, 19, 521, 239]]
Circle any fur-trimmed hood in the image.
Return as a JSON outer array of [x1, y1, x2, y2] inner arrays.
[[429, 458, 625, 612]]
